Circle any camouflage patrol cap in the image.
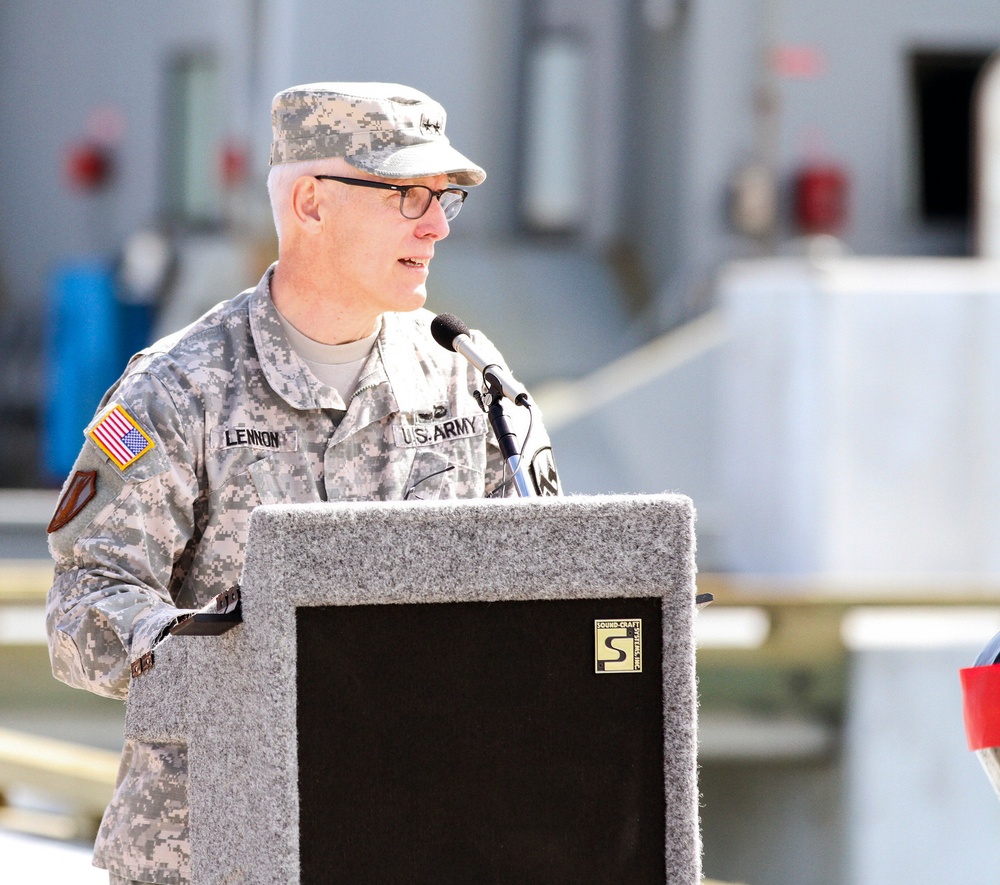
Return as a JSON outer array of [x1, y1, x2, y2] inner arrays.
[[269, 82, 486, 186]]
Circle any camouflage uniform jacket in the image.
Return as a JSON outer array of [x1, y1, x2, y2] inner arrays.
[[45, 266, 556, 884]]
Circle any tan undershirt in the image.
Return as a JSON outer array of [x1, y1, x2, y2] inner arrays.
[[276, 311, 381, 407]]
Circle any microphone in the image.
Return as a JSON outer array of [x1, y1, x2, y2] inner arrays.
[[430, 313, 530, 406]]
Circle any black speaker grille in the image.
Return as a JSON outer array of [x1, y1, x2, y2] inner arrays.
[[297, 596, 666, 884]]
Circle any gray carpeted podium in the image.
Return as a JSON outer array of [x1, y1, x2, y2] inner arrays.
[[125, 494, 701, 884]]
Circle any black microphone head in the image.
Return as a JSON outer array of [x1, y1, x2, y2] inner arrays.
[[431, 313, 471, 352]]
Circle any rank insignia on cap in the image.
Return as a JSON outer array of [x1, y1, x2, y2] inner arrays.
[[89, 404, 155, 470]]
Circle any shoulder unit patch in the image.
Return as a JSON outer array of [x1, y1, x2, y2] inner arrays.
[[88, 404, 155, 471], [47, 470, 97, 533], [529, 446, 560, 497]]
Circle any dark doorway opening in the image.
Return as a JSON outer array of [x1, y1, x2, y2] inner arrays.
[[912, 50, 994, 222]]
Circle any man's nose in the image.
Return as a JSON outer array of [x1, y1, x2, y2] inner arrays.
[[415, 196, 450, 240]]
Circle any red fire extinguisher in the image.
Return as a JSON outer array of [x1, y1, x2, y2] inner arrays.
[[794, 163, 848, 235], [65, 141, 114, 191]]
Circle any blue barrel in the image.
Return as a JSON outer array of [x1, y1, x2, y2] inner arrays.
[[42, 259, 153, 481]]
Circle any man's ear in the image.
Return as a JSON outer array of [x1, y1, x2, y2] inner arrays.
[[289, 175, 324, 231]]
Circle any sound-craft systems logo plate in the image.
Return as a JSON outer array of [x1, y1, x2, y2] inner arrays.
[[595, 619, 642, 673]]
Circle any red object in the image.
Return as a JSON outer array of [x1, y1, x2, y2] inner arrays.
[[960, 665, 1000, 751], [221, 141, 249, 188], [770, 45, 827, 80], [794, 163, 848, 235], [66, 141, 113, 190]]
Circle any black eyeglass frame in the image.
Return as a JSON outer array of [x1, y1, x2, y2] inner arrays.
[[313, 175, 468, 220]]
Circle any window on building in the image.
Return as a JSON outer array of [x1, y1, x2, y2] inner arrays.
[[520, 34, 588, 233], [911, 50, 993, 222], [164, 51, 222, 227]]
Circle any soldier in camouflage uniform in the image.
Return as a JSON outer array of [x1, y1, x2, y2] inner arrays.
[[46, 82, 559, 885]]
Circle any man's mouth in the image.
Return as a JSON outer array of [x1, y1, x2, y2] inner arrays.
[[399, 258, 428, 268]]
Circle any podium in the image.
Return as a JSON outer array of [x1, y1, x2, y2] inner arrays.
[[126, 494, 701, 883]]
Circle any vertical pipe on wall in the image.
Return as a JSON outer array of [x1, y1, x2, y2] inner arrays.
[[975, 52, 1000, 258]]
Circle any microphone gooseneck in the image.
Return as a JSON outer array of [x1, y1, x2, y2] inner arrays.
[[430, 313, 530, 407], [430, 312, 535, 497]]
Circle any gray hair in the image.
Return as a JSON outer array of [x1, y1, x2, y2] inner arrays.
[[267, 156, 350, 241]]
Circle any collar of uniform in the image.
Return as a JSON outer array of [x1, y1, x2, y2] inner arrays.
[[250, 267, 356, 411], [328, 311, 432, 444], [249, 268, 447, 425], [371, 310, 447, 415]]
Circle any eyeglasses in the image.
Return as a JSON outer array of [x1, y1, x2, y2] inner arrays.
[[313, 175, 468, 221]]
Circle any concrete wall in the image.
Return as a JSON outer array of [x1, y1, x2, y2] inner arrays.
[[256, 0, 524, 239], [845, 646, 1000, 884], [717, 256, 1000, 575], [698, 643, 1000, 885], [0, 0, 261, 306], [634, 0, 1000, 329], [0, 0, 523, 309], [0, 2, 259, 485], [6, 0, 999, 325], [777, 0, 1000, 255]]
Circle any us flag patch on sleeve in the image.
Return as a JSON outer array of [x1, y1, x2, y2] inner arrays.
[[88, 404, 155, 470]]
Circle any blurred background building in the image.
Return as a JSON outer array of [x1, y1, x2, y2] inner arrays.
[[2, 0, 1000, 882]]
